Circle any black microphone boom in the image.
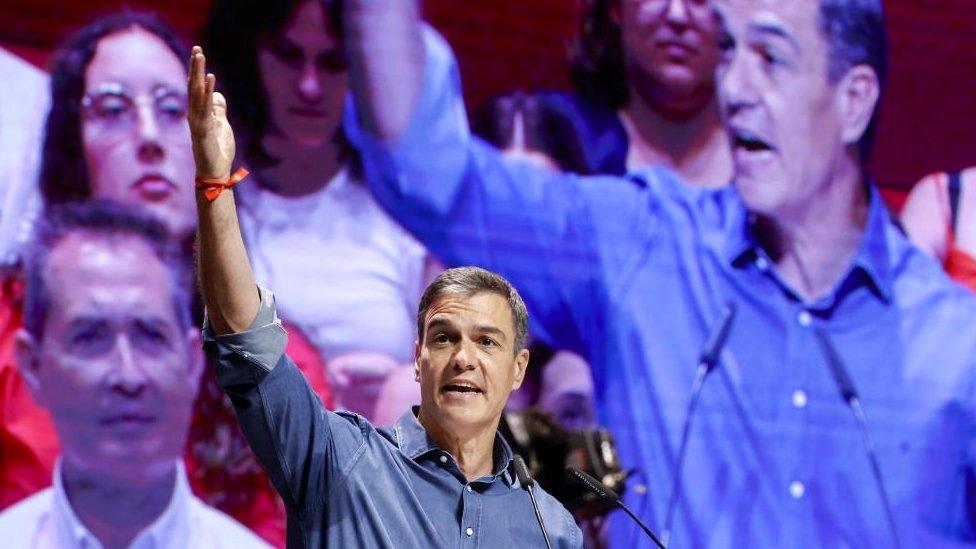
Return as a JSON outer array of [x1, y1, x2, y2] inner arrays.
[[514, 455, 553, 549], [813, 328, 901, 549], [567, 467, 665, 549], [662, 302, 737, 546]]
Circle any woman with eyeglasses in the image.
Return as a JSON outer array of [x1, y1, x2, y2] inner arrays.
[[202, 0, 439, 422], [0, 12, 333, 547]]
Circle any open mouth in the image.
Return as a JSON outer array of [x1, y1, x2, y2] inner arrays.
[[731, 127, 775, 154], [441, 381, 484, 396]]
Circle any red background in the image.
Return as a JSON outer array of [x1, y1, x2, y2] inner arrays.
[[3, 0, 976, 204]]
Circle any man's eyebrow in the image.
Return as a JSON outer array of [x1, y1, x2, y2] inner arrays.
[[474, 325, 508, 341], [749, 21, 802, 54], [425, 318, 454, 333]]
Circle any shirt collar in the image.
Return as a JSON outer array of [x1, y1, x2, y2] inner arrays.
[[723, 184, 894, 303], [395, 407, 517, 485], [51, 459, 194, 549]]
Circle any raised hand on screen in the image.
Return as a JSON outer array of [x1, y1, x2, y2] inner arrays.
[[187, 46, 235, 180]]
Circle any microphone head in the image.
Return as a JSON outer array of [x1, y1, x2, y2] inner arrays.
[[699, 302, 737, 368], [513, 455, 535, 489], [566, 467, 620, 504]]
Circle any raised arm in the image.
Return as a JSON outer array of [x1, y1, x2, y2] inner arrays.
[[344, 0, 424, 142], [187, 46, 259, 334]]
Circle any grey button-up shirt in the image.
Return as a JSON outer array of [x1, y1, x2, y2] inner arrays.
[[203, 288, 582, 548]]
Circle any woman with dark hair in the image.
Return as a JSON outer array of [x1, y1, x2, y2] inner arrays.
[[542, 0, 731, 186], [203, 0, 438, 419], [0, 12, 331, 547], [38, 11, 196, 240]]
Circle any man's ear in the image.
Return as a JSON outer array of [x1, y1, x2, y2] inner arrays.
[[836, 64, 881, 151], [183, 328, 205, 396], [14, 329, 44, 404], [413, 340, 421, 382], [512, 348, 530, 390]]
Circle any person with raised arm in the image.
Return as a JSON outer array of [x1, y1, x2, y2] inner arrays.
[[342, 0, 976, 546], [188, 46, 581, 548]]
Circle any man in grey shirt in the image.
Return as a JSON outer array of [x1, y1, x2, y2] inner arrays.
[[187, 46, 581, 548]]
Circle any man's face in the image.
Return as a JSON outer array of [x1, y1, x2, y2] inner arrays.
[[415, 293, 528, 438], [715, 0, 847, 218], [82, 29, 196, 239], [619, 0, 720, 109], [17, 233, 201, 481], [257, 0, 349, 148]]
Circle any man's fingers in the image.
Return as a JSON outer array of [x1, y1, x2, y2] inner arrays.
[[188, 48, 208, 122], [213, 92, 228, 117]]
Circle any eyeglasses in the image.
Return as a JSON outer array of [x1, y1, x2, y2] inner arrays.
[[627, 0, 713, 18], [81, 83, 188, 137]]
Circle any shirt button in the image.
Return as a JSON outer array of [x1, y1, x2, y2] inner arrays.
[[756, 256, 769, 271], [466, 527, 474, 537], [789, 480, 805, 499], [439, 455, 448, 464], [466, 485, 473, 492], [797, 310, 812, 327], [791, 389, 808, 409]]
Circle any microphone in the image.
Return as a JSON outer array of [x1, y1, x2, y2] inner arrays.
[[514, 455, 552, 549], [662, 303, 737, 546], [812, 328, 901, 549], [567, 467, 665, 549]]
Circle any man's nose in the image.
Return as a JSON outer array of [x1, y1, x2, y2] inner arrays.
[[108, 335, 148, 397], [452, 340, 477, 372], [719, 51, 760, 115]]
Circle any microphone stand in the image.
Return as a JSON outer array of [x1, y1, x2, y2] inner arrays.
[[514, 455, 552, 549], [662, 303, 737, 547], [813, 327, 901, 549], [567, 467, 665, 549]]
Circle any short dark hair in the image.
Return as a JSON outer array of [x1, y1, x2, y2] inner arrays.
[[39, 10, 189, 206], [417, 267, 529, 354], [569, 0, 629, 110], [202, 0, 352, 171], [22, 201, 192, 340], [818, 0, 888, 160], [472, 92, 591, 175]]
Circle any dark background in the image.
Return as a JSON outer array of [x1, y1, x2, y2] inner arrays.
[[3, 0, 975, 206]]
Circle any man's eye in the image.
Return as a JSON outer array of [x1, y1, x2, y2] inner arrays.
[[480, 337, 497, 347], [433, 333, 450, 344], [69, 326, 111, 355]]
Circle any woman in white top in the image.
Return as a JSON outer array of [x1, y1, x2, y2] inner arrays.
[[203, 0, 438, 418]]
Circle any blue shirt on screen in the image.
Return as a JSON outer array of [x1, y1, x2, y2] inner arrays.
[[203, 288, 581, 549], [345, 27, 976, 548]]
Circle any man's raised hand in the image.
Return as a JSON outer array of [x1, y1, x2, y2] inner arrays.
[[188, 46, 235, 181]]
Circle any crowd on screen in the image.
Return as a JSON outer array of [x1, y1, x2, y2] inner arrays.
[[0, 0, 975, 547]]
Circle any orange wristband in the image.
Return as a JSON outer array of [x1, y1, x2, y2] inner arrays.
[[195, 167, 249, 201]]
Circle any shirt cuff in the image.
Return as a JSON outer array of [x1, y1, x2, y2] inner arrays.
[[202, 286, 288, 388]]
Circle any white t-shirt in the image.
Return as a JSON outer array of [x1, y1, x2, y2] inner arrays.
[[235, 167, 430, 364], [0, 48, 48, 266], [0, 461, 269, 548]]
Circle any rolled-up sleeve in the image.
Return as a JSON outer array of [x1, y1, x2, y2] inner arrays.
[[201, 287, 360, 521], [202, 286, 286, 389]]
